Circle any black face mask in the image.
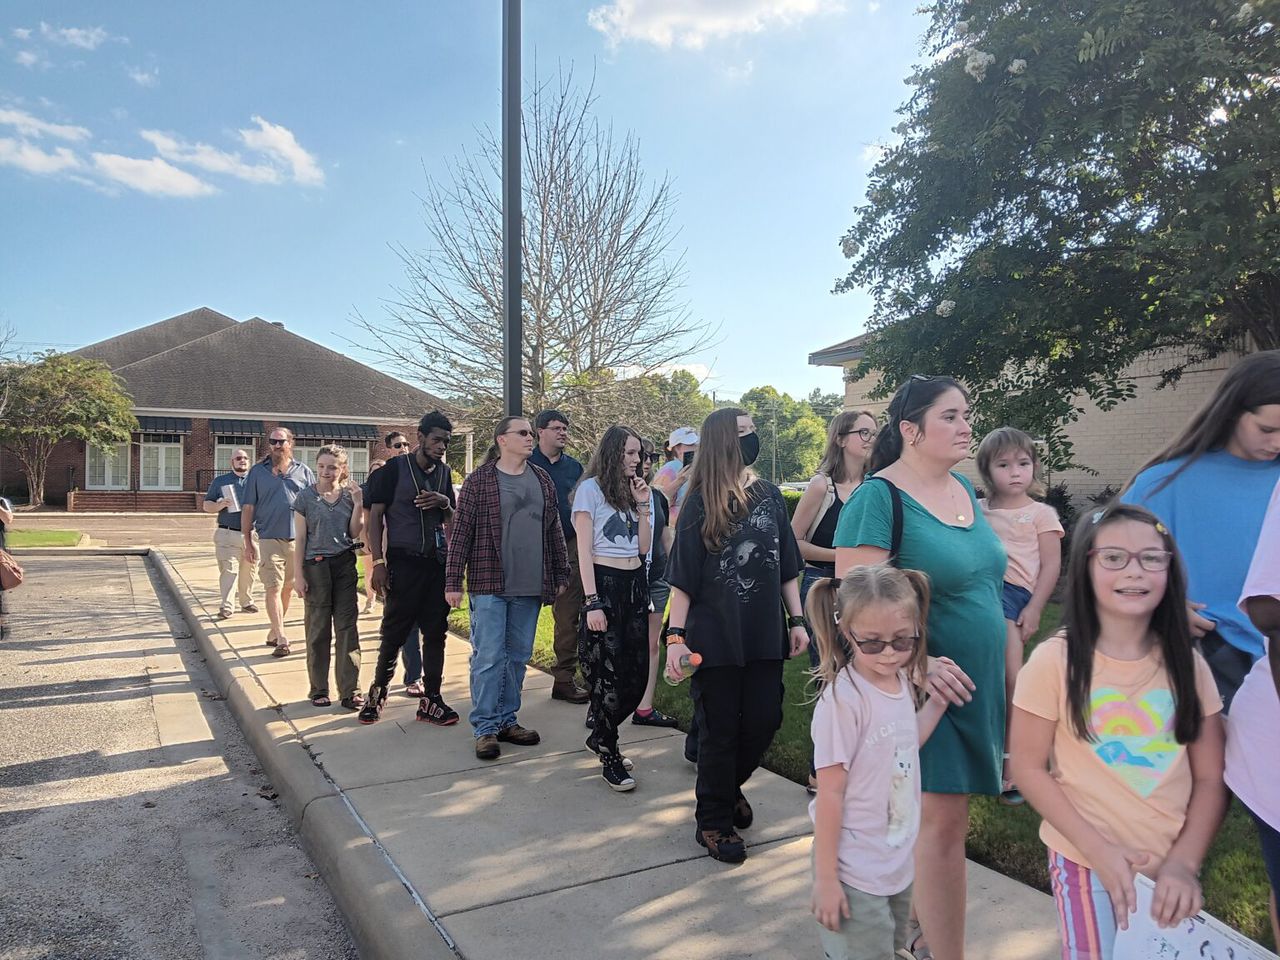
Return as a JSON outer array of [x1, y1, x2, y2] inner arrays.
[[739, 431, 760, 466]]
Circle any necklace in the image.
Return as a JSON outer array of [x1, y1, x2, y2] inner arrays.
[[901, 461, 968, 523]]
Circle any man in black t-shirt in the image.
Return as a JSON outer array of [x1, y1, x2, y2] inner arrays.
[[357, 411, 458, 725]]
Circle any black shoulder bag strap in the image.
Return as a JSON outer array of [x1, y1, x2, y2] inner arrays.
[[862, 476, 904, 566]]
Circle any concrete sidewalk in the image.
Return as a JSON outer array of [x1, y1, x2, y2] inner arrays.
[[155, 545, 1060, 960]]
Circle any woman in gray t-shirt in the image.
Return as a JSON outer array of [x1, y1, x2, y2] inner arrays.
[[292, 445, 365, 709]]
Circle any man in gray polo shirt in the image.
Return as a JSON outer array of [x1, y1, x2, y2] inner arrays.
[[242, 427, 315, 655]]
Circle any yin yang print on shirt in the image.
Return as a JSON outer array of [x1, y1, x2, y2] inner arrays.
[[716, 496, 780, 602]]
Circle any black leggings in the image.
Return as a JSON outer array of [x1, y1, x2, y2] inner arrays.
[[579, 564, 650, 755]]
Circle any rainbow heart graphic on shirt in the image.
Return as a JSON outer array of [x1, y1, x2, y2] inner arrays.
[[1089, 688, 1181, 798]]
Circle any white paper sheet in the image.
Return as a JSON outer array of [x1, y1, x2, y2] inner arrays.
[[1114, 874, 1278, 960]]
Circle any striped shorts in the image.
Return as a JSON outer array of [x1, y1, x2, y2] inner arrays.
[[1047, 850, 1117, 960]]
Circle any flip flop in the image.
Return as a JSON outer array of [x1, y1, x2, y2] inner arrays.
[[272, 643, 290, 658], [311, 695, 331, 707]]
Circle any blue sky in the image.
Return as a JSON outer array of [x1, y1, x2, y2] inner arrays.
[[0, 1, 923, 403]]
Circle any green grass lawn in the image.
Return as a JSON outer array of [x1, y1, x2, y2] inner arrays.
[[429, 585, 1275, 947], [6, 529, 81, 547]]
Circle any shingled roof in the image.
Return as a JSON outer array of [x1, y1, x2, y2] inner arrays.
[[75, 307, 238, 369], [808, 332, 872, 367], [78, 310, 446, 420]]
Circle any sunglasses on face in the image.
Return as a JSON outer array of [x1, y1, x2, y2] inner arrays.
[[848, 632, 920, 655], [1088, 548, 1172, 572], [391, 442, 409, 449], [841, 428, 877, 443], [504, 429, 534, 438], [268, 438, 288, 446]]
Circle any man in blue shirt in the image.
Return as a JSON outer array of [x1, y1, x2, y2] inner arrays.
[[242, 427, 315, 655], [203, 448, 258, 619], [530, 409, 588, 703]]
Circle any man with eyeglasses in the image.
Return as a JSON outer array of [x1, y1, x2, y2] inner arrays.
[[530, 409, 589, 704], [204, 448, 259, 619], [359, 410, 459, 725], [242, 428, 316, 655], [446, 416, 571, 759]]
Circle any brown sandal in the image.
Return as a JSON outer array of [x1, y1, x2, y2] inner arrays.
[[272, 642, 290, 658]]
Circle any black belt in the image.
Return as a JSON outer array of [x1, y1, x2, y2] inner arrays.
[[217, 524, 240, 531]]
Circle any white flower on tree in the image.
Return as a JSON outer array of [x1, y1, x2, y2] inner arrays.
[[841, 235, 858, 259], [964, 49, 996, 81], [1008, 58, 1027, 75], [955, 20, 970, 35], [936, 300, 956, 317]]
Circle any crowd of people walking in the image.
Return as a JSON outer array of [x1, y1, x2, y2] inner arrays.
[[199, 349, 1280, 960]]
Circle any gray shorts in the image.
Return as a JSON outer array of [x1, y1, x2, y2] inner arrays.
[[816, 880, 913, 960], [648, 576, 670, 616]]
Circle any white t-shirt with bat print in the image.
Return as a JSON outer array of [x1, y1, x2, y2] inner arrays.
[[572, 477, 640, 560]]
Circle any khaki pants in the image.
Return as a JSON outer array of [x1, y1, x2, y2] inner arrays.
[[550, 543, 585, 687], [214, 526, 258, 613]]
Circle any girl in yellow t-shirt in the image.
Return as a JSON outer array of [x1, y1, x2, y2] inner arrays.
[[1009, 502, 1226, 960]]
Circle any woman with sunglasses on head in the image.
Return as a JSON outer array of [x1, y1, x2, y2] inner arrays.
[[833, 375, 1004, 960], [791, 409, 879, 793], [1121, 350, 1280, 711], [573, 425, 654, 791], [664, 408, 809, 864]]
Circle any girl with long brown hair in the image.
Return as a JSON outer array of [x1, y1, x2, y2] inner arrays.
[[663, 407, 809, 863], [573, 424, 653, 792], [1122, 349, 1280, 709]]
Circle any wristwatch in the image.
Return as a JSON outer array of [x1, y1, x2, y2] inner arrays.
[[786, 614, 807, 629]]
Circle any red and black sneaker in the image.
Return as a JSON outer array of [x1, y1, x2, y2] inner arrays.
[[416, 693, 459, 726], [357, 685, 386, 724]]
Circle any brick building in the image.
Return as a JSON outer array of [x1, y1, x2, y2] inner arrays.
[[6, 307, 470, 510], [808, 333, 1245, 501]]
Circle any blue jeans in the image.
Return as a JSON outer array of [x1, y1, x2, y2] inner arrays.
[[400, 626, 422, 684], [468, 594, 542, 737]]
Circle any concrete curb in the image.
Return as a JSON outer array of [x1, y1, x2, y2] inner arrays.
[[149, 549, 457, 960], [9, 546, 152, 557]]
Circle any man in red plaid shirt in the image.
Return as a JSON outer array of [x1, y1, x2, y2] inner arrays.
[[446, 416, 572, 760]]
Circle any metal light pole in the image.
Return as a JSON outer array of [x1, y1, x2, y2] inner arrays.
[[501, 0, 522, 417]]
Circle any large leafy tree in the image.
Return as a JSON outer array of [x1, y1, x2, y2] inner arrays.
[[838, 0, 1279, 467], [0, 352, 136, 505]]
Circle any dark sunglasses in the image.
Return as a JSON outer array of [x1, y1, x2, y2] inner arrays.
[[268, 438, 288, 446], [848, 632, 919, 655], [897, 373, 935, 416], [504, 429, 534, 438], [391, 442, 410, 449]]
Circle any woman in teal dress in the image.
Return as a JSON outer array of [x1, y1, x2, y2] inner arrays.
[[834, 375, 1006, 960]]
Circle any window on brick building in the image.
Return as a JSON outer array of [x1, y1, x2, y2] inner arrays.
[[86, 442, 129, 490], [294, 439, 369, 482]]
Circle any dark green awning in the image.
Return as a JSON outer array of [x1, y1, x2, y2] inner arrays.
[[280, 422, 378, 440]]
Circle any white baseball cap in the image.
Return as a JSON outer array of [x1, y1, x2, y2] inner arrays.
[[668, 426, 700, 447]]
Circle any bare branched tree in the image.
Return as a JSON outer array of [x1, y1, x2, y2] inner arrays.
[[357, 66, 715, 443]]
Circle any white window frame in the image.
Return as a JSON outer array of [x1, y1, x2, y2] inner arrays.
[[86, 442, 129, 490], [140, 434, 183, 491], [295, 439, 368, 481]]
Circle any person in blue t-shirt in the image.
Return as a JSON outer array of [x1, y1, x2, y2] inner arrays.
[[1123, 349, 1280, 709]]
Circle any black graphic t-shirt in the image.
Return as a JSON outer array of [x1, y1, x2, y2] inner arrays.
[[667, 480, 804, 668]]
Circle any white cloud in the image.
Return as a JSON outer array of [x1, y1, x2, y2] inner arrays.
[[140, 129, 282, 184], [126, 65, 159, 87], [722, 59, 755, 82], [238, 115, 323, 186], [0, 137, 81, 174], [12, 27, 32, 40], [0, 108, 91, 141], [588, 0, 843, 50], [867, 0, 881, 11], [91, 152, 216, 197], [39, 22, 111, 50], [15, 50, 43, 68]]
